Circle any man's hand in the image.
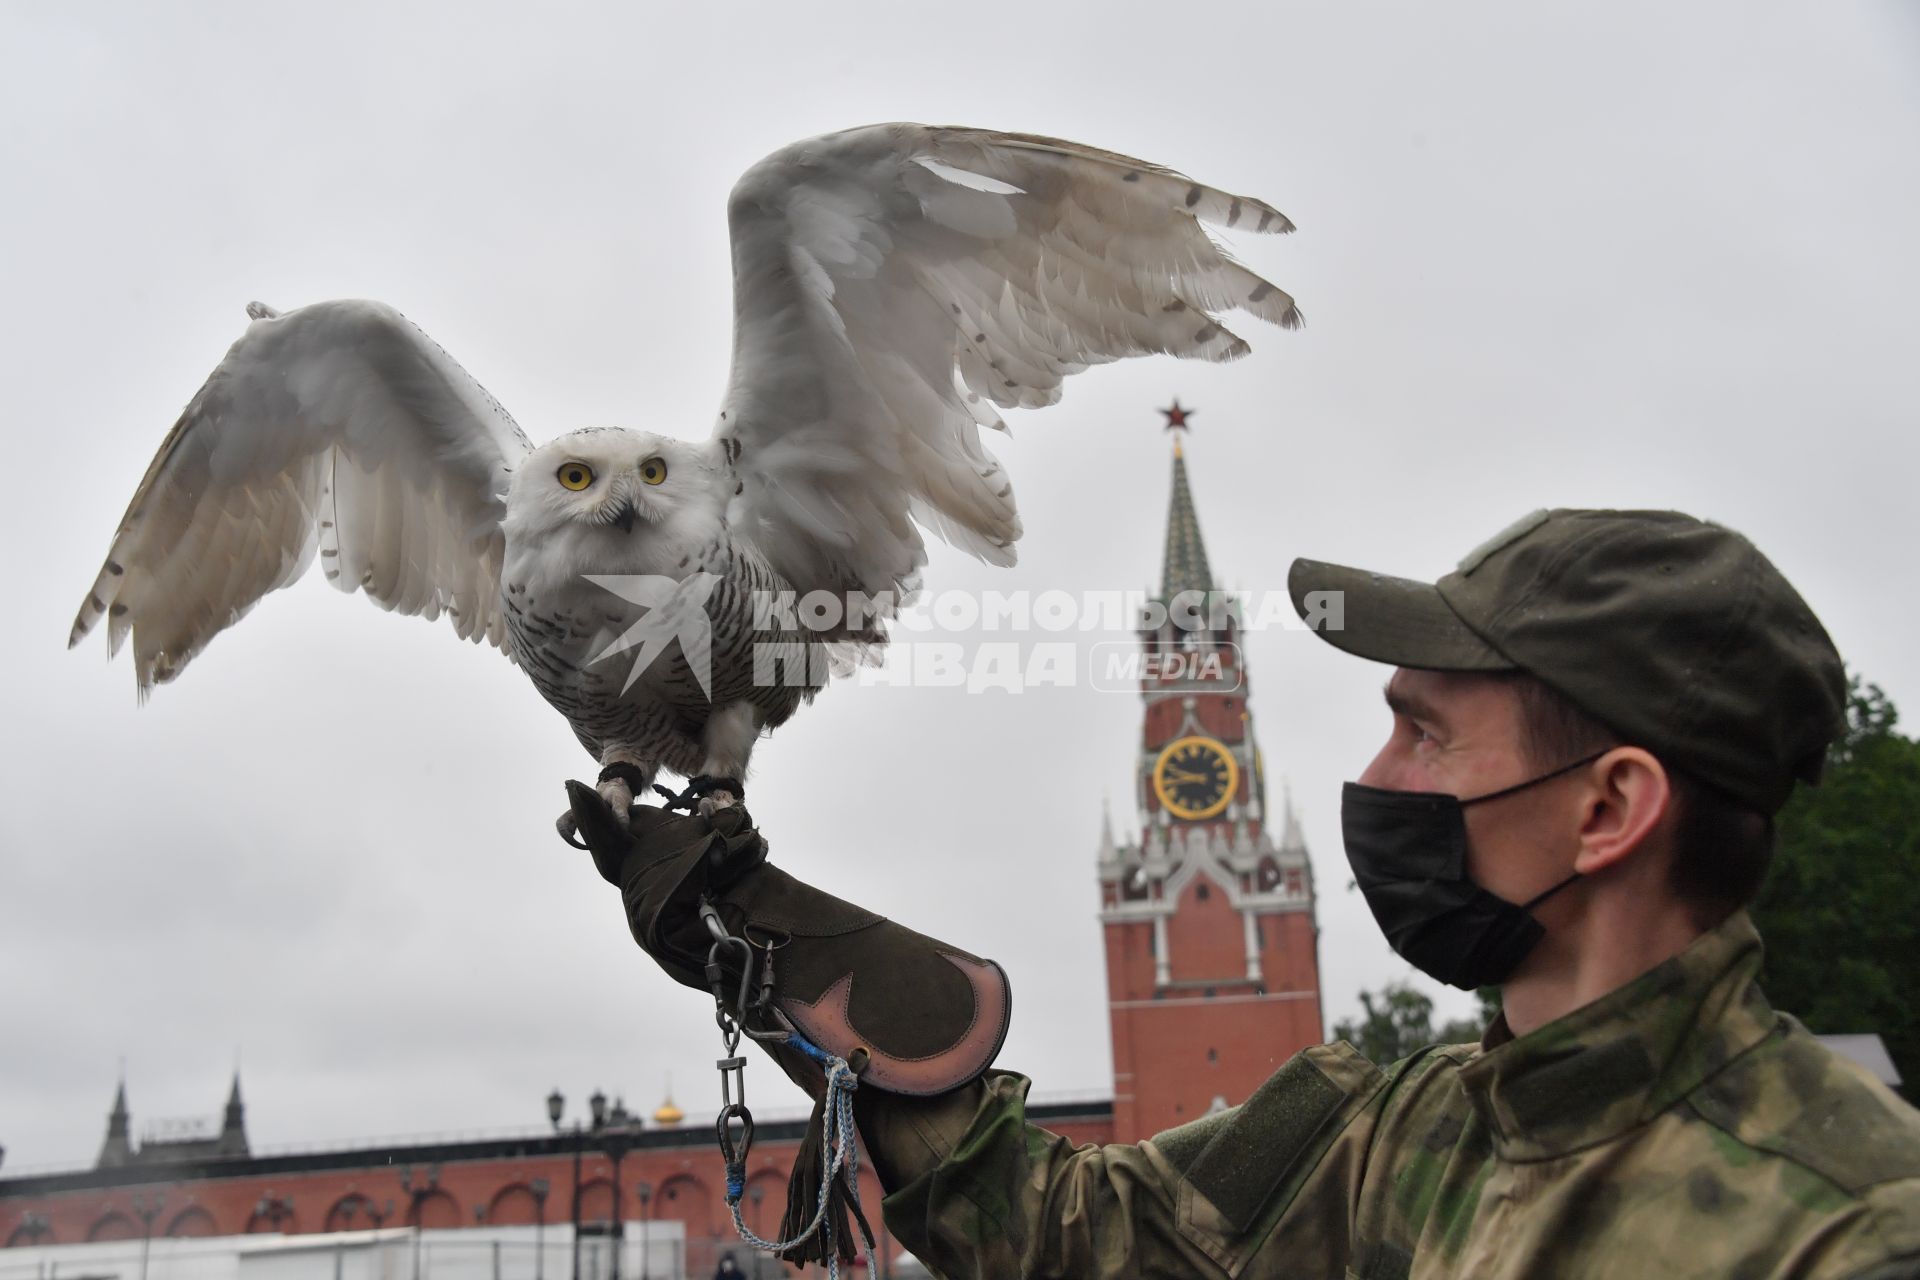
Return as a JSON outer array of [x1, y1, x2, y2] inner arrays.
[[562, 779, 766, 992], [558, 780, 1013, 1101]]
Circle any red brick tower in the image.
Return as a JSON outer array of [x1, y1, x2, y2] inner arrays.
[[1097, 422, 1324, 1141]]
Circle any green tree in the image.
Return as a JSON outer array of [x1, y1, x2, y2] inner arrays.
[[1332, 981, 1483, 1066], [1437, 1006, 1488, 1046], [1752, 678, 1920, 1091]]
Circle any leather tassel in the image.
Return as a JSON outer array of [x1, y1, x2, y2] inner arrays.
[[774, 1095, 873, 1266]]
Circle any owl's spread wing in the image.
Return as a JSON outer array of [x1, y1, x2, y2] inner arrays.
[[70, 299, 533, 695], [716, 123, 1299, 617]]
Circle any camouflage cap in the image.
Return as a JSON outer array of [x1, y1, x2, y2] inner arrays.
[[1288, 509, 1847, 813]]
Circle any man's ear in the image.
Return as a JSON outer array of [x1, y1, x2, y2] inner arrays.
[[1573, 748, 1672, 875]]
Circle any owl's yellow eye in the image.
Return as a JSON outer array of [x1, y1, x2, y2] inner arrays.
[[639, 457, 668, 486], [557, 462, 595, 491]]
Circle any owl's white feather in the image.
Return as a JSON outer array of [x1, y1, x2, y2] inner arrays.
[[72, 122, 1299, 789], [718, 124, 1299, 628], [70, 300, 531, 694]]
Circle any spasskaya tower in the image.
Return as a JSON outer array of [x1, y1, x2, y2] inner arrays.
[[1096, 406, 1324, 1141]]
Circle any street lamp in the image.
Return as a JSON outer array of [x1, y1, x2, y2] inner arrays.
[[633, 1183, 652, 1280], [548, 1088, 592, 1280], [130, 1192, 163, 1280], [332, 1198, 359, 1280], [530, 1178, 551, 1280], [399, 1163, 441, 1280], [17, 1213, 50, 1247], [600, 1120, 637, 1280]]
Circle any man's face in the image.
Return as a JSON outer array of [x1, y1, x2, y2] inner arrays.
[[1359, 668, 1585, 907]]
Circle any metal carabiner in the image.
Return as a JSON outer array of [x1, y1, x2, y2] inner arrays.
[[745, 934, 785, 1015], [705, 934, 756, 1023]]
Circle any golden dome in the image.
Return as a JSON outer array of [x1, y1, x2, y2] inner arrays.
[[652, 1096, 684, 1127]]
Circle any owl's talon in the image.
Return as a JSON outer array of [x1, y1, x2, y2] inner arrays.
[[656, 774, 744, 815], [556, 809, 589, 849], [593, 762, 650, 829], [596, 777, 635, 832]]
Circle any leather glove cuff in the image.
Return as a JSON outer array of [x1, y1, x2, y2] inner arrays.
[[564, 781, 1011, 1097]]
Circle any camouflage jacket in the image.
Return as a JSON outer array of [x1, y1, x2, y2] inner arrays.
[[869, 912, 1920, 1278]]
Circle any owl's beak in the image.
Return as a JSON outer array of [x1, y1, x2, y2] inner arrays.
[[610, 501, 637, 533]]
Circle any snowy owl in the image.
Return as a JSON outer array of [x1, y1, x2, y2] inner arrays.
[[69, 123, 1301, 826]]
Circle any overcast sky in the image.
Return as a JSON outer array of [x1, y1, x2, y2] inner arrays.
[[3, 2, 1917, 1173]]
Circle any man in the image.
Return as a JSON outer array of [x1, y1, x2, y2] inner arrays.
[[572, 508, 1920, 1278]]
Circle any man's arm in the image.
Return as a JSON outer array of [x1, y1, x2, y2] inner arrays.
[[560, 788, 1392, 1277], [859, 1049, 1392, 1279]]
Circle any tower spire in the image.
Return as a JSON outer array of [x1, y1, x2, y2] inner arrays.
[[217, 1068, 250, 1156], [1159, 428, 1216, 601], [97, 1074, 134, 1168], [1152, 401, 1213, 602], [1280, 778, 1306, 852]]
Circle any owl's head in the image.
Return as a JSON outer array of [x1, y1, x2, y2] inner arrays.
[[507, 429, 728, 544]]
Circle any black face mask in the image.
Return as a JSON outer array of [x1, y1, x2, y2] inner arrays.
[[1340, 753, 1604, 991]]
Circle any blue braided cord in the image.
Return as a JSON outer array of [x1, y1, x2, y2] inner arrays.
[[725, 1036, 875, 1280], [726, 1166, 744, 1203], [785, 1032, 835, 1066]]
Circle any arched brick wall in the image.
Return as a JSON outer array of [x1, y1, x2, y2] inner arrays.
[[86, 1212, 136, 1242], [323, 1194, 376, 1233], [410, 1189, 460, 1230], [165, 1206, 218, 1238], [576, 1177, 614, 1225], [246, 1200, 300, 1234], [487, 1182, 542, 1226], [657, 1172, 714, 1237]]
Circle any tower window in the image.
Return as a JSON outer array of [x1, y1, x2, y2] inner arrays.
[[1195, 882, 1210, 901], [1207, 1047, 1218, 1064]]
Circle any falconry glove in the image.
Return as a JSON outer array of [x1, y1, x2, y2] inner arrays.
[[564, 780, 1012, 1094], [561, 781, 1011, 1265]]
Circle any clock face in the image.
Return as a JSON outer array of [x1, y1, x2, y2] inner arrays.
[[1152, 735, 1239, 821]]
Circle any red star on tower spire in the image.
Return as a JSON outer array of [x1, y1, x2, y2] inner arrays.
[[1159, 399, 1195, 433]]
